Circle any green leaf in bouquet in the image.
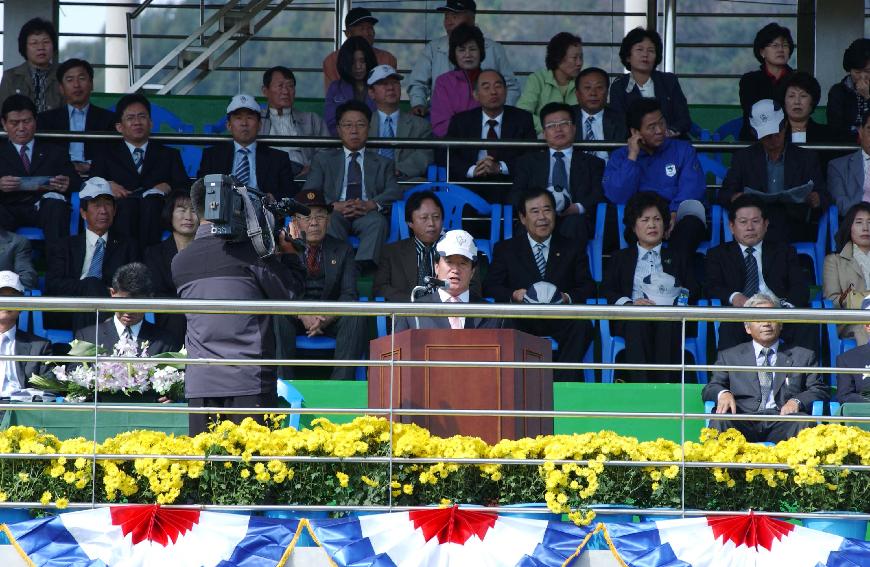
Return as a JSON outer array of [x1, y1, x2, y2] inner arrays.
[[151, 350, 187, 370], [28, 373, 70, 394], [67, 339, 107, 358]]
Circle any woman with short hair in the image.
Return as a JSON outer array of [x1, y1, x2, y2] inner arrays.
[[737, 23, 795, 140], [827, 38, 870, 141], [517, 32, 584, 134]]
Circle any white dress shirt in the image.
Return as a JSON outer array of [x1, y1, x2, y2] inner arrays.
[[341, 146, 368, 201], [0, 326, 20, 396], [80, 229, 108, 279], [68, 103, 89, 163], [437, 288, 470, 329], [626, 74, 656, 97], [580, 109, 609, 162], [467, 111, 508, 178], [728, 242, 773, 304], [113, 317, 143, 344], [527, 233, 552, 263]]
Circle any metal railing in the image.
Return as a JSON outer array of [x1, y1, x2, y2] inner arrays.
[[0, 296, 869, 519]]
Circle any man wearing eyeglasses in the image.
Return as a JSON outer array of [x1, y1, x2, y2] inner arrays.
[[303, 100, 402, 273], [603, 97, 707, 265], [512, 102, 604, 245], [278, 190, 367, 380]]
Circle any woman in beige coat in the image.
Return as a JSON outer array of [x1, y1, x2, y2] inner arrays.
[[823, 202, 870, 344]]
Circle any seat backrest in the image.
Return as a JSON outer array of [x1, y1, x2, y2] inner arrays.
[[399, 183, 497, 241]]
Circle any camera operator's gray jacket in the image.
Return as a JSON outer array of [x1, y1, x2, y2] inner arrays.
[[171, 224, 305, 399]]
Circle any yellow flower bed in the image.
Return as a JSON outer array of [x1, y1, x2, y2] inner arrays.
[[0, 418, 868, 525]]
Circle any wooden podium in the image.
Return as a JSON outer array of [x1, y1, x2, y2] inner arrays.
[[368, 329, 553, 444]]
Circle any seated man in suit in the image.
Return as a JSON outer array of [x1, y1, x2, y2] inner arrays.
[[0, 271, 51, 395], [828, 112, 870, 216], [603, 97, 706, 265], [199, 93, 297, 200], [484, 187, 595, 381], [703, 293, 828, 443], [835, 297, 870, 404], [303, 99, 402, 272], [259, 66, 330, 178], [277, 190, 368, 380], [36, 58, 115, 176], [512, 102, 604, 245], [395, 229, 501, 331], [374, 190, 482, 301], [90, 93, 189, 250], [719, 99, 826, 244], [445, 69, 536, 186], [367, 65, 433, 181], [46, 177, 140, 332], [75, 262, 179, 354], [0, 94, 79, 240], [573, 66, 627, 163], [0, 228, 37, 290], [705, 194, 816, 353]]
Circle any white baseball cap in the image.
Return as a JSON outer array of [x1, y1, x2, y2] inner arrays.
[[79, 176, 114, 202], [436, 230, 477, 261], [0, 271, 24, 293], [749, 99, 785, 139], [226, 93, 261, 115], [367, 64, 404, 86]]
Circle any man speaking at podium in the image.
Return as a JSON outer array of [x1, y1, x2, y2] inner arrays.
[[394, 229, 501, 331]]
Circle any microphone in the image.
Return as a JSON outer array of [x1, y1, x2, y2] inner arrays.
[[423, 276, 450, 289]]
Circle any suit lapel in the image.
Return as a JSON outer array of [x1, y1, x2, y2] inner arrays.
[[13, 334, 29, 385], [255, 144, 268, 185], [0, 142, 25, 175], [851, 151, 864, 196], [400, 238, 419, 291], [29, 142, 47, 173], [116, 143, 140, 178], [140, 142, 161, 180], [322, 239, 337, 299], [363, 150, 378, 199], [742, 342, 763, 398], [72, 234, 87, 276], [772, 345, 792, 397], [545, 236, 565, 280], [519, 237, 541, 279], [622, 246, 639, 294]]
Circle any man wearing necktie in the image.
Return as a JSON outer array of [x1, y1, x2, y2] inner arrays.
[[0, 94, 79, 241], [367, 65, 433, 181], [512, 102, 605, 245], [90, 94, 189, 251], [303, 100, 402, 272], [828, 112, 870, 214], [394, 230, 501, 331], [75, 262, 179, 364], [703, 293, 828, 443], [571, 67, 627, 162], [0, 18, 62, 113]]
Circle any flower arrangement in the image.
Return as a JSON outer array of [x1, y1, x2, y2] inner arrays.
[[29, 338, 186, 402], [1, 418, 869, 526]]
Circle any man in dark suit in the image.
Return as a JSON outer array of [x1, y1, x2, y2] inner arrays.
[[278, 190, 367, 380], [394, 229, 502, 331], [90, 93, 189, 250], [828, 112, 870, 216], [0, 94, 80, 240], [484, 187, 595, 381], [703, 293, 828, 443], [0, 229, 37, 290], [75, 262, 179, 354], [573, 67, 627, 162], [512, 102, 604, 245], [445, 69, 535, 186], [0, 271, 51, 394], [197, 93, 297, 199], [368, 65, 433, 181], [36, 58, 115, 176], [705, 194, 815, 353], [835, 298, 870, 404], [718, 99, 826, 244], [45, 178, 140, 332], [303, 99, 402, 271]]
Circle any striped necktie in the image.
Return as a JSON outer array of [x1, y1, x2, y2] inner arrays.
[[447, 295, 463, 329], [133, 147, 145, 173], [743, 247, 759, 297], [234, 147, 250, 186], [19, 145, 31, 174], [87, 238, 105, 278], [379, 116, 396, 160], [757, 347, 774, 411], [534, 242, 546, 279], [346, 152, 362, 200]]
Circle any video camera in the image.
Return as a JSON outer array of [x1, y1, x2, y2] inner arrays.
[[201, 174, 311, 259]]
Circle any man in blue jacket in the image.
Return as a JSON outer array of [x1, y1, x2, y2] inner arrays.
[[603, 98, 706, 263]]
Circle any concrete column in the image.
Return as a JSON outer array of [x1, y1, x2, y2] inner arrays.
[[813, 0, 864, 105], [2, 0, 57, 71], [104, 1, 134, 93]]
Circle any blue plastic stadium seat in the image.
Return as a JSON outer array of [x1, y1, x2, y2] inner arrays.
[[276, 379, 303, 429], [16, 191, 81, 241], [294, 298, 368, 381], [813, 299, 857, 381], [27, 288, 74, 345]]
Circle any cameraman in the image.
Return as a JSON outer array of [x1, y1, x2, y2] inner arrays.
[[171, 177, 305, 436]]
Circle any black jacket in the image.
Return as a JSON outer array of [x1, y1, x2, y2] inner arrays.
[[738, 66, 793, 140], [75, 318, 180, 355], [609, 71, 691, 137], [13, 329, 51, 386], [171, 225, 305, 398], [703, 239, 809, 308], [90, 141, 189, 193], [572, 105, 628, 143], [46, 231, 140, 298], [36, 104, 116, 163], [197, 142, 297, 199], [827, 78, 862, 142], [836, 343, 870, 404], [511, 149, 604, 213], [602, 244, 699, 305], [305, 235, 358, 301], [445, 106, 536, 182], [483, 232, 595, 305], [143, 237, 178, 298], [0, 140, 81, 192]]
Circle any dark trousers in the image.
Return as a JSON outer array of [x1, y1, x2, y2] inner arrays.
[[556, 213, 590, 251], [709, 408, 811, 443], [615, 319, 684, 383], [0, 192, 69, 240], [187, 391, 278, 436], [513, 317, 592, 382], [114, 194, 165, 250]]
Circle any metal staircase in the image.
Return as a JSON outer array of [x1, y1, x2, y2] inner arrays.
[[127, 0, 295, 95]]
